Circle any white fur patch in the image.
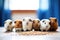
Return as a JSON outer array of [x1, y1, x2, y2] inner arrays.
[[4, 19, 13, 31], [22, 17, 33, 31], [40, 19, 50, 31]]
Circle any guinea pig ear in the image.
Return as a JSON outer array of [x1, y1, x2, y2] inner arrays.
[[14, 21, 16, 23], [29, 19, 32, 21], [55, 19, 57, 22], [33, 20, 35, 23]]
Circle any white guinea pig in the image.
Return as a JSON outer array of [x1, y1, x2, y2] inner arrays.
[[22, 17, 33, 31], [40, 19, 50, 31], [4, 19, 14, 32]]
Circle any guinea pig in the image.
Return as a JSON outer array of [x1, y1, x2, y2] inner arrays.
[[32, 19, 40, 31], [48, 17, 58, 31], [14, 20, 22, 32], [26, 19, 33, 31], [40, 19, 50, 31], [4, 19, 14, 32], [22, 17, 33, 31]]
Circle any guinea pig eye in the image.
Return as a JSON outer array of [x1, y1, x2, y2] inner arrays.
[[42, 20, 45, 22], [14, 21, 16, 23], [10, 22, 12, 24], [9, 22, 12, 24], [49, 22, 51, 25]]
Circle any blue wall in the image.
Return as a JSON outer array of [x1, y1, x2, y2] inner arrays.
[[37, 0, 60, 26], [0, 0, 11, 26], [0, 0, 4, 26]]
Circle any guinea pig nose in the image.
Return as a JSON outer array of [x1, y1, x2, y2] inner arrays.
[[44, 23, 46, 24], [46, 26, 48, 28], [17, 24, 19, 26], [27, 22, 28, 25], [52, 22, 54, 24]]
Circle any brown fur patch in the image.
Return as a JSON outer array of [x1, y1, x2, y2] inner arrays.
[[14, 20, 22, 28], [32, 20, 40, 31], [48, 18, 58, 31]]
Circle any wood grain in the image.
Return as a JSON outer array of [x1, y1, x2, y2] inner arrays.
[[12, 10, 36, 14]]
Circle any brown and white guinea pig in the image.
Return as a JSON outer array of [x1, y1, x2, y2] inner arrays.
[[22, 17, 33, 31], [14, 20, 22, 32], [4, 19, 14, 32], [40, 19, 50, 31], [32, 19, 40, 31], [48, 17, 58, 31]]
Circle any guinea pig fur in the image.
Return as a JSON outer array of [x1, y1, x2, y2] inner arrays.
[[4, 19, 14, 32], [14, 20, 22, 32], [32, 19, 40, 31], [48, 17, 58, 31], [22, 18, 33, 31], [26, 19, 33, 31], [40, 19, 50, 31]]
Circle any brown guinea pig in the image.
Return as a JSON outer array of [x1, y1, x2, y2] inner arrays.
[[32, 19, 40, 31], [48, 17, 58, 31], [14, 20, 22, 32]]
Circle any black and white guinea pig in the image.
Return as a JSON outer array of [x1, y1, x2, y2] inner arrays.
[[4, 19, 14, 32], [32, 19, 40, 31], [40, 19, 50, 31], [22, 17, 33, 31]]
